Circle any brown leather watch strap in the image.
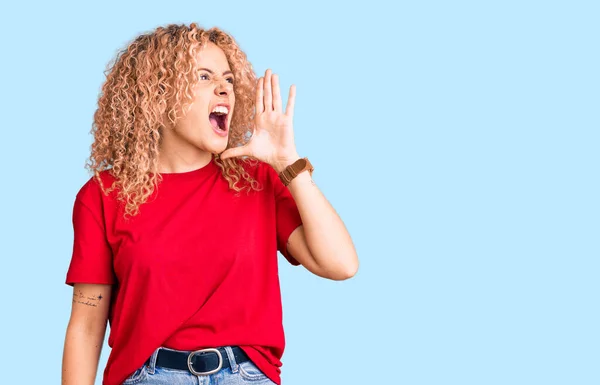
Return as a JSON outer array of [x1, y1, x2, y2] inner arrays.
[[278, 157, 314, 186]]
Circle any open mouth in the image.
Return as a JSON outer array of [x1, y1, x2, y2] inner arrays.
[[209, 112, 228, 132]]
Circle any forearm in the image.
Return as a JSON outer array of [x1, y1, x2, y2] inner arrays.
[[275, 158, 358, 277], [62, 323, 106, 385]]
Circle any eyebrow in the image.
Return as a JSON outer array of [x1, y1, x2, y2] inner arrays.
[[198, 68, 234, 76]]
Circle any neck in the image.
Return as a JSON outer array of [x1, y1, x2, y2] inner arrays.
[[156, 132, 213, 174]]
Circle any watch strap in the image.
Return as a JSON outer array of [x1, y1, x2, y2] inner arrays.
[[279, 157, 314, 186]]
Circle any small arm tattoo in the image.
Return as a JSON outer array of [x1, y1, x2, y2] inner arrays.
[[72, 290, 104, 307]]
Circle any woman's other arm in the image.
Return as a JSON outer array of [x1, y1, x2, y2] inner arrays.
[[62, 283, 112, 385], [279, 167, 359, 281]]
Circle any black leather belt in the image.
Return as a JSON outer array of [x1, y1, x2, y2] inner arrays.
[[153, 346, 250, 376]]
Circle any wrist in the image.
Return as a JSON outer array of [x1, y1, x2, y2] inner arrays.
[[276, 157, 314, 187], [272, 154, 301, 173]]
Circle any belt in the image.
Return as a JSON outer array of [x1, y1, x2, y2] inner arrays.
[[153, 346, 250, 376]]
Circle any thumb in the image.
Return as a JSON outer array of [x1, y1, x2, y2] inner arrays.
[[220, 144, 251, 160]]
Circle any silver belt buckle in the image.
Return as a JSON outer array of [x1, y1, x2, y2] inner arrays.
[[187, 348, 223, 376]]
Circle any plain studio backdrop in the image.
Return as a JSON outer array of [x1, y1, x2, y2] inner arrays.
[[0, 1, 598, 384]]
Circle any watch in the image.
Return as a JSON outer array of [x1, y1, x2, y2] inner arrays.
[[278, 157, 314, 186]]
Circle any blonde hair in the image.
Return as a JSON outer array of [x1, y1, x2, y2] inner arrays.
[[85, 23, 261, 218]]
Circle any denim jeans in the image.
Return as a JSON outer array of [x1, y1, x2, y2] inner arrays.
[[122, 346, 277, 385]]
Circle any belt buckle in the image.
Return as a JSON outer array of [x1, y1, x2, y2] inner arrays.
[[187, 348, 223, 376]]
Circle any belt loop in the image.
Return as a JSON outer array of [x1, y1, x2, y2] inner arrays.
[[224, 346, 238, 373], [146, 347, 161, 374]]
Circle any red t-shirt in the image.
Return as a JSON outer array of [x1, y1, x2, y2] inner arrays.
[[65, 157, 303, 385]]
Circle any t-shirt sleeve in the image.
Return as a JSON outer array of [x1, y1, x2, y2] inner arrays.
[[266, 163, 303, 266], [65, 178, 116, 286]]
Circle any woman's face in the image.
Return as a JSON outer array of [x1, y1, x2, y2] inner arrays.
[[169, 41, 236, 155]]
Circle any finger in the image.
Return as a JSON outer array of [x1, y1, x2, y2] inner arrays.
[[272, 73, 282, 112], [285, 84, 296, 117], [264, 69, 273, 111], [255, 77, 264, 114], [220, 144, 251, 160]]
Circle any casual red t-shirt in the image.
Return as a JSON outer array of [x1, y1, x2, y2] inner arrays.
[[65, 157, 303, 385]]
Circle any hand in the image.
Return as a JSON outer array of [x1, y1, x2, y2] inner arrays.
[[220, 69, 300, 172]]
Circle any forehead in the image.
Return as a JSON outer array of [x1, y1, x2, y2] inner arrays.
[[196, 42, 230, 70]]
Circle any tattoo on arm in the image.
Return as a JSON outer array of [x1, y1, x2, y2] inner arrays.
[[72, 290, 104, 307]]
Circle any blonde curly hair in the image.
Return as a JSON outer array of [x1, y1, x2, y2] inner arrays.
[[85, 23, 261, 219]]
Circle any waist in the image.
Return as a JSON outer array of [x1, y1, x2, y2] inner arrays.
[[149, 345, 250, 375]]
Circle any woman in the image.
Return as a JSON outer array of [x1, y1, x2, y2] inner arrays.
[[62, 23, 358, 385]]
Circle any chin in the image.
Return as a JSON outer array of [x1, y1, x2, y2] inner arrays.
[[205, 139, 229, 155]]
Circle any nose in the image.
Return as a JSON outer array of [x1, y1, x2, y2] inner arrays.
[[214, 78, 231, 96]]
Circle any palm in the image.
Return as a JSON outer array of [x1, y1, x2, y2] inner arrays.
[[221, 69, 298, 165]]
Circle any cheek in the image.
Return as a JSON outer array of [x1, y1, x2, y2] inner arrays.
[[176, 110, 209, 140], [187, 102, 209, 124]]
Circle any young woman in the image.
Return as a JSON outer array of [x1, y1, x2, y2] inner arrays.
[[62, 23, 358, 385]]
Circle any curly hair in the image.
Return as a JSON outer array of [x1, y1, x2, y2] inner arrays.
[[85, 23, 261, 219]]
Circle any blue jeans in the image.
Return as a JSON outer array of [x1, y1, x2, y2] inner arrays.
[[122, 346, 277, 385]]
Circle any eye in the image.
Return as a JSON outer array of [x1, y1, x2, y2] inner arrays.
[[199, 73, 210, 80], [226, 77, 234, 84]]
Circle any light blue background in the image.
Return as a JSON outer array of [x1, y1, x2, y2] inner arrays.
[[0, 0, 598, 384]]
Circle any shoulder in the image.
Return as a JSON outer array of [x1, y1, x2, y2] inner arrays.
[[75, 169, 117, 209], [237, 158, 279, 187]]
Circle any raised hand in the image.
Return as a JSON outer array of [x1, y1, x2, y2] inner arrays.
[[220, 69, 300, 172]]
